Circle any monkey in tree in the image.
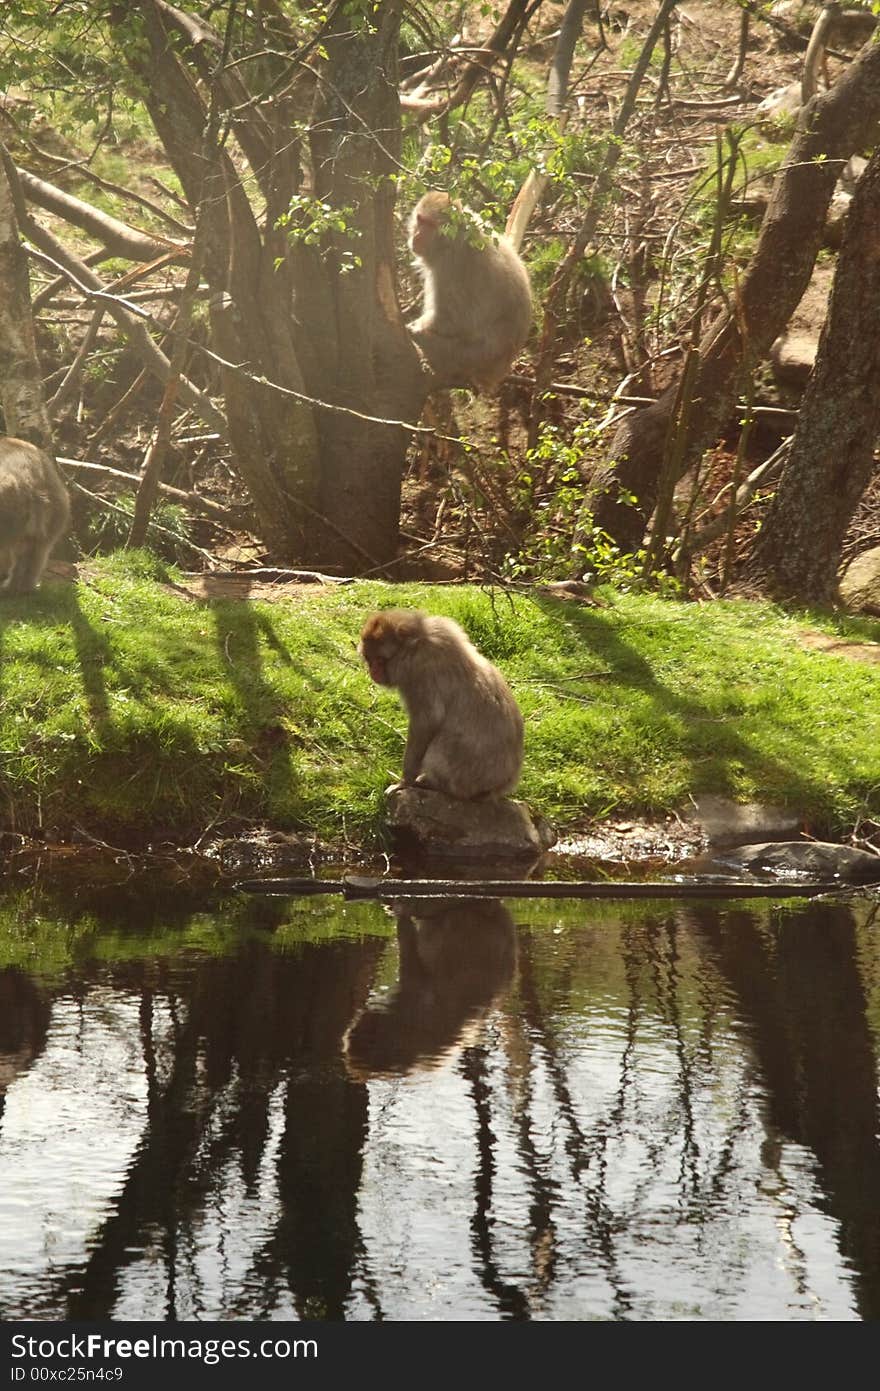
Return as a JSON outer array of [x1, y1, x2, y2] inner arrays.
[[0, 438, 70, 595], [407, 191, 532, 392], [359, 608, 524, 799]]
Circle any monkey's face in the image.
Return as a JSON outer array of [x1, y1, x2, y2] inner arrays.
[[410, 209, 439, 258], [360, 643, 391, 685], [409, 191, 452, 259], [358, 616, 398, 686]]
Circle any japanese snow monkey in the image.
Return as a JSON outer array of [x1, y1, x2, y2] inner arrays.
[[0, 437, 70, 595], [358, 608, 524, 800], [407, 191, 532, 392]]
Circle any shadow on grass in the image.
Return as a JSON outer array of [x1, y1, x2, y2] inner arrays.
[[528, 595, 851, 822], [203, 582, 299, 811], [0, 578, 311, 837], [0, 580, 114, 738]]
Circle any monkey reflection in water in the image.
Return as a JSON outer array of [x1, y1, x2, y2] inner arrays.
[[358, 609, 524, 800], [343, 899, 517, 1079], [0, 437, 70, 595]]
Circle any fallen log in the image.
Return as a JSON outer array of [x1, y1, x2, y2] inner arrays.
[[235, 875, 847, 901]]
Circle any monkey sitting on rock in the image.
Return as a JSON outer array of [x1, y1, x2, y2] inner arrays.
[[0, 437, 70, 595], [407, 191, 532, 393], [359, 608, 524, 800]]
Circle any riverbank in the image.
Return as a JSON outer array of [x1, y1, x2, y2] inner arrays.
[[0, 552, 877, 853]]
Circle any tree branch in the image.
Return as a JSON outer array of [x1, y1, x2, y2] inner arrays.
[[23, 218, 227, 436], [16, 165, 186, 261]]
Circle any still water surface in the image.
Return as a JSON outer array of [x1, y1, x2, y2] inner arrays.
[[0, 882, 878, 1321]]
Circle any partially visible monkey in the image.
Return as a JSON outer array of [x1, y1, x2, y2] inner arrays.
[[358, 608, 524, 800], [0, 437, 70, 595], [407, 191, 532, 392]]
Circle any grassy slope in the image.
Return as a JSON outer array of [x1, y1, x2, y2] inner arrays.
[[0, 552, 877, 846]]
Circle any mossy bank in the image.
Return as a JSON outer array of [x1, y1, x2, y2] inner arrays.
[[0, 552, 877, 850]]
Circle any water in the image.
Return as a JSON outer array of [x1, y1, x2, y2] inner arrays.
[[0, 880, 878, 1321]]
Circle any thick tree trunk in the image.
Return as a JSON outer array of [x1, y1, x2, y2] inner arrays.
[[0, 146, 52, 448], [113, 0, 424, 573], [113, 0, 321, 564], [742, 148, 880, 602], [583, 31, 880, 554], [296, 1, 426, 570]]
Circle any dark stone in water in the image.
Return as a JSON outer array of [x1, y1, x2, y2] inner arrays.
[[723, 841, 880, 885]]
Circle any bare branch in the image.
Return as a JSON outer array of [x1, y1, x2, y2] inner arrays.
[[402, 0, 535, 123], [24, 141, 194, 237], [58, 455, 245, 526], [802, 3, 839, 105], [23, 219, 226, 436], [506, 0, 593, 251], [69, 476, 220, 564], [46, 305, 105, 417], [16, 165, 186, 261], [680, 439, 792, 557]]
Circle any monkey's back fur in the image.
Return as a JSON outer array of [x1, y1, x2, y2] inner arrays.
[[0, 437, 71, 595], [361, 609, 524, 800], [408, 194, 532, 392]]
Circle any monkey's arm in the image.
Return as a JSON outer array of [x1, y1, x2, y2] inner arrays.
[[401, 696, 445, 784]]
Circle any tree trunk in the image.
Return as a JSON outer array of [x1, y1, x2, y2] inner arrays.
[[300, 2, 427, 570], [0, 145, 52, 448], [741, 147, 880, 602], [112, 0, 321, 564], [583, 31, 880, 555], [112, 0, 424, 572]]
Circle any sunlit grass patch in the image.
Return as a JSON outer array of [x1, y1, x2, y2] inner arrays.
[[0, 554, 877, 846]]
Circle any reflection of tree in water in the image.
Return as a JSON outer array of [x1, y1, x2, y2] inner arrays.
[[52, 926, 385, 1321], [0, 969, 50, 1128], [344, 898, 516, 1078], [455, 902, 880, 1319], [5, 890, 880, 1321], [689, 900, 880, 1322]]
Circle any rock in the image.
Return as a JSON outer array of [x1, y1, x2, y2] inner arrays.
[[385, 786, 557, 862], [824, 188, 852, 248], [723, 840, 880, 885], [840, 154, 868, 195], [769, 330, 818, 388], [834, 11, 879, 49], [768, 2, 820, 33], [684, 794, 802, 846], [535, 579, 610, 607], [768, 260, 834, 390], [839, 546, 880, 616], [825, 161, 868, 247], [755, 82, 802, 132]]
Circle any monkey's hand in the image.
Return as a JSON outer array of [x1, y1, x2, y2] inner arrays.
[[385, 780, 408, 795]]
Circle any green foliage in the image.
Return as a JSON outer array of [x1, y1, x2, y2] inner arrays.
[[499, 421, 680, 595], [681, 127, 785, 279], [76, 494, 193, 568], [277, 195, 364, 273], [517, 114, 606, 183]]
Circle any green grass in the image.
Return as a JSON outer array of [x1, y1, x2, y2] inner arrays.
[[0, 551, 877, 846]]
